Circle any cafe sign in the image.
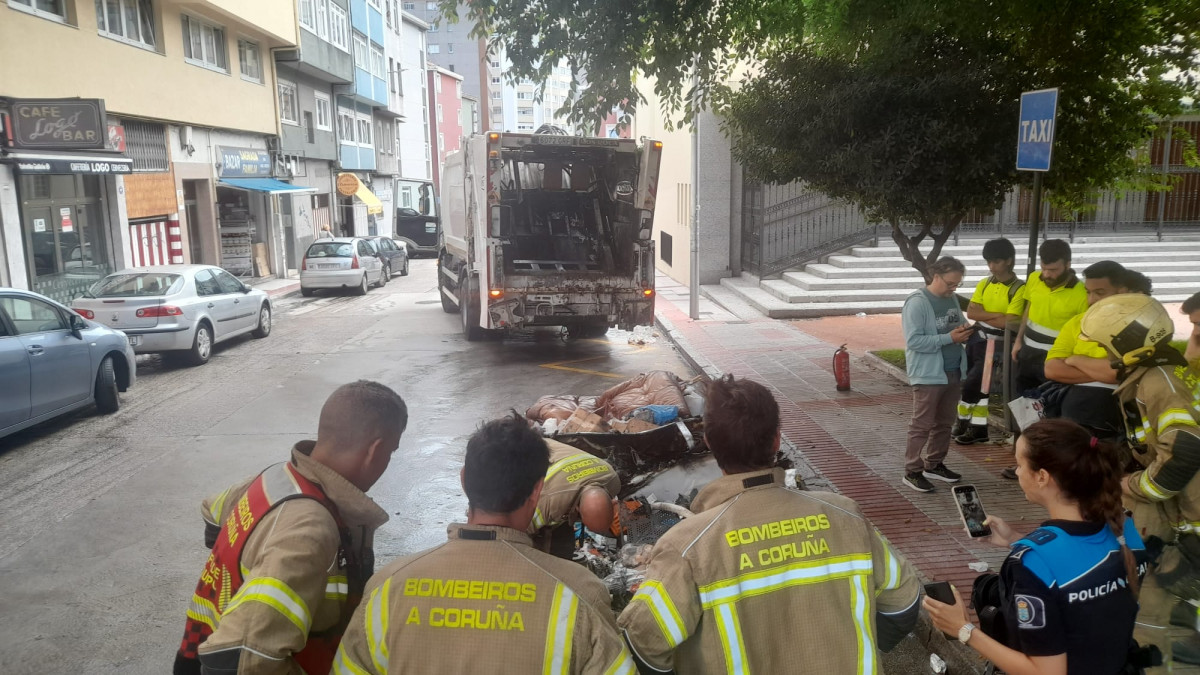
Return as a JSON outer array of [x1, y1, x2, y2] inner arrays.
[[8, 99, 107, 150]]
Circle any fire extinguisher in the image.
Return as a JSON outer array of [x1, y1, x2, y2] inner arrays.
[[833, 344, 851, 391]]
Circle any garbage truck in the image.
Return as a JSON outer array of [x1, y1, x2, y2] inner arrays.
[[438, 128, 663, 340]]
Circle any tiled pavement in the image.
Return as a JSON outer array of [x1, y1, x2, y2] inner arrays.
[[653, 273, 1045, 595]]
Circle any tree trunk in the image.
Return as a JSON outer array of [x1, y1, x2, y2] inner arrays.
[[890, 217, 964, 284]]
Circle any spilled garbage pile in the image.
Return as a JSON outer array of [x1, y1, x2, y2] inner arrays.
[[525, 370, 794, 610]]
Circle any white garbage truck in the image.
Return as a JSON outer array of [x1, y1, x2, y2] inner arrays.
[[438, 129, 663, 340]]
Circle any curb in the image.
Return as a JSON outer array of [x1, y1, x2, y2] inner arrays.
[[654, 313, 988, 673]]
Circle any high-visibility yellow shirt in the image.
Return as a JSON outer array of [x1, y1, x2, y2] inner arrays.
[[1020, 270, 1088, 350], [969, 276, 1024, 339], [1046, 313, 1110, 361]]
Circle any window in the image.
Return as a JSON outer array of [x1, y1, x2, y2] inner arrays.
[[492, 77, 501, 85], [660, 231, 673, 265], [518, 107, 533, 116], [428, 44, 439, 54], [329, 5, 348, 51], [352, 32, 368, 69], [490, 60, 500, 68], [193, 269, 220, 296], [182, 14, 227, 72], [95, 0, 155, 49], [238, 39, 262, 82], [0, 296, 69, 335], [357, 117, 372, 145], [278, 80, 299, 125], [427, 21, 437, 33], [403, 2, 414, 9], [370, 44, 386, 79], [389, 57, 396, 92], [299, 0, 314, 31], [121, 119, 169, 171], [455, 81, 461, 97], [9, 0, 65, 22], [515, 91, 529, 99], [315, 0, 328, 40], [446, 21, 453, 32], [438, 132, 444, 151], [314, 92, 332, 130], [425, 1, 435, 9], [447, 43, 454, 54], [434, 76, 441, 93], [436, 103, 443, 123], [214, 270, 245, 295], [304, 112, 315, 143], [490, 91, 501, 99], [338, 108, 355, 143], [367, 0, 379, 8]]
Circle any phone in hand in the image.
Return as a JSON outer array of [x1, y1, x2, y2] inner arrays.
[[953, 484, 992, 538], [924, 581, 955, 605]]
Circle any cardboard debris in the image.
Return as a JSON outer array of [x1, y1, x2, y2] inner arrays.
[[559, 408, 610, 435], [610, 418, 659, 434]]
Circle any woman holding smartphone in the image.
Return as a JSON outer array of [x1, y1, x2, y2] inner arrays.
[[924, 418, 1147, 675]]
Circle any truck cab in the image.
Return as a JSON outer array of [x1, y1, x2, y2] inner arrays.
[[393, 178, 439, 257]]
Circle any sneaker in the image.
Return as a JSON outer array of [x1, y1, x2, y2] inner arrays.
[[903, 472, 936, 493], [923, 463, 962, 483], [955, 425, 990, 445], [951, 418, 970, 438], [1000, 466, 1018, 480]]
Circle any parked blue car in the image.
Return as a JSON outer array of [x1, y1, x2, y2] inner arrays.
[[1, 287, 136, 440]]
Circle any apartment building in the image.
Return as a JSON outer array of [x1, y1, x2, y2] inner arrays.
[[0, 0, 304, 299], [426, 65, 463, 192]]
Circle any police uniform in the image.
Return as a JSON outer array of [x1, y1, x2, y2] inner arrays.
[[529, 440, 622, 556], [1045, 313, 1123, 439], [1014, 271, 1088, 395], [996, 519, 1145, 674], [617, 468, 920, 674], [332, 524, 635, 674], [175, 443, 388, 675], [958, 275, 1025, 430]]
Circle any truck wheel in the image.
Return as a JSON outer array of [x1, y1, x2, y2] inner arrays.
[[460, 273, 485, 342], [439, 258, 459, 313]]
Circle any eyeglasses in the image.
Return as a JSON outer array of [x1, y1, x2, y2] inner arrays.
[[938, 275, 963, 289]]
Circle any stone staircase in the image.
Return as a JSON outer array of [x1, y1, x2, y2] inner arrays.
[[716, 236, 1200, 318]]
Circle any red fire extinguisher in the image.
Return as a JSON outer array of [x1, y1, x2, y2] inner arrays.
[[833, 344, 851, 391]]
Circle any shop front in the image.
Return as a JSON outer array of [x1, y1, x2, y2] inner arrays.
[[335, 172, 383, 237], [215, 146, 314, 278], [0, 98, 132, 302]]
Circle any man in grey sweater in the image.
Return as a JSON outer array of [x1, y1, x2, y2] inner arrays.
[[901, 256, 972, 492]]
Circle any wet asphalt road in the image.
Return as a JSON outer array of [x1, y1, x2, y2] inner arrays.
[[0, 259, 691, 674]]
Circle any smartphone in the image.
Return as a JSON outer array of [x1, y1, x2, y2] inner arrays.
[[953, 484, 992, 538], [924, 581, 955, 605]]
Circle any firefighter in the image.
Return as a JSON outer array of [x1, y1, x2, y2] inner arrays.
[[333, 413, 634, 674], [529, 439, 622, 558], [618, 375, 921, 673], [955, 237, 1025, 445], [1079, 294, 1200, 665], [174, 381, 407, 675]]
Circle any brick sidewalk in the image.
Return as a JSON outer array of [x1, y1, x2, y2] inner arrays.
[[654, 275, 1045, 595]]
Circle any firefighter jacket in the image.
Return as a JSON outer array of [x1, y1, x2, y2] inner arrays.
[[529, 440, 621, 535], [332, 523, 636, 674], [618, 468, 920, 674], [1118, 366, 1200, 533], [177, 442, 388, 675]]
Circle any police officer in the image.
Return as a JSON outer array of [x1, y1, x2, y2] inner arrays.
[[333, 413, 634, 674], [174, 381, 407, 675], [955, 238, 1025, 445], [530, 439, 621, 558], [618, 375, 921, 673], [1080, 294, 1200, 665]]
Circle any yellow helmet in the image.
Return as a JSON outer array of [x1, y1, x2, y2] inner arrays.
[[1080, 294, 1175, 366]]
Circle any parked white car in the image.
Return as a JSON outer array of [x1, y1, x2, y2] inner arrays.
[[300, 238, 387, 297], [71, 265, 271, 366]]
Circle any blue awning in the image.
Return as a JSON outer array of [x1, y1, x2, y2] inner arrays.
[[218, 178, 318, 194]]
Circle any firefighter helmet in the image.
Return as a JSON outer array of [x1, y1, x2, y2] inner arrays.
[[1079, 294, 1175, 366]]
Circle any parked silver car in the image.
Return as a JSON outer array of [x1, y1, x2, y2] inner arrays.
[[1, 287, 136, 439], [71, 265, 271, 367], [300, 238, 387, 297]]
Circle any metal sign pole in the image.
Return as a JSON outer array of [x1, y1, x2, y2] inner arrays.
[[689, 58, 701, 320], [1026, 172, 1043, 277]]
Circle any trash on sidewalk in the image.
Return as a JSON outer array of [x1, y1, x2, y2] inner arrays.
[[969, 561, 989, 572], [929, 653, 947, 674], [627, 325, 658, 345], [559, 408, 610, 434], [597, 370, 692, 420], [630, 404, 680, 425]]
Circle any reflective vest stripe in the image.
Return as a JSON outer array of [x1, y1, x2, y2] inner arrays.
[[546, 453, 600, 482], [532, 509, 546, 530], [543, 583, 579, 675], [851, 574, 877, 675], [206, 489, 231, 526], [714, 602, 749, 675], [1139, 471, 1173, 501], [877, 534, 902, 594], [187, 596, 219, 631], [1159, 409, 1199, 433], [327, 575, 349, 601], [333, 646, 373, 675], [366, 579, 391, 674], [699, 554, 874, 608], [224, 577, 312, 635], [603, 650, 637, 675], [629, 580, 686, 647]]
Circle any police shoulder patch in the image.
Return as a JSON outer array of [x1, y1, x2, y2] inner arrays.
[[1026, 528, 1058, 545], [1014, 594, 1046, 629]]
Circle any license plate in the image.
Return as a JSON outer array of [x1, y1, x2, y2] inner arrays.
[[314, 263, 339, 270], [127, 335, 141, 346]]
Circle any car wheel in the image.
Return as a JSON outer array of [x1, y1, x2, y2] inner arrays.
[[354, 274, 369, 296], [401, 258, 410, 276], [185, 323, 213, 366], [94, 356, 120, 413], [377, 266, 389, 288], [300, 287, 314, 297], [252, 304, 272, 338], [382, 262, 391, 279]]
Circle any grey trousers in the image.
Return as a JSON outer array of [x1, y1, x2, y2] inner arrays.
[[905, 371, 962, 474]]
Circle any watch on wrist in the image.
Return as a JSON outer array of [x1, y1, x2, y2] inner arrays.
[[958, 623, 976, 644]]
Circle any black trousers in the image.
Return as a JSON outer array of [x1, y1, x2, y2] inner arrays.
[[1014, 345, 1049, 397], [961, 334, 1003, 405], [1060, 385, 1124, 441]]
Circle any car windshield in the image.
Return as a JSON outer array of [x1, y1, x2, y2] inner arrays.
[[306, 242, 355, 258], [86, 273, 184, 298]]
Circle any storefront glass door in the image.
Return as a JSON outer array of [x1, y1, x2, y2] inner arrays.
[[19, 174, 110, 303]]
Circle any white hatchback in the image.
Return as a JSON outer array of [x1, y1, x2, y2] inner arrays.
[[300, 238, 387, 297]]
